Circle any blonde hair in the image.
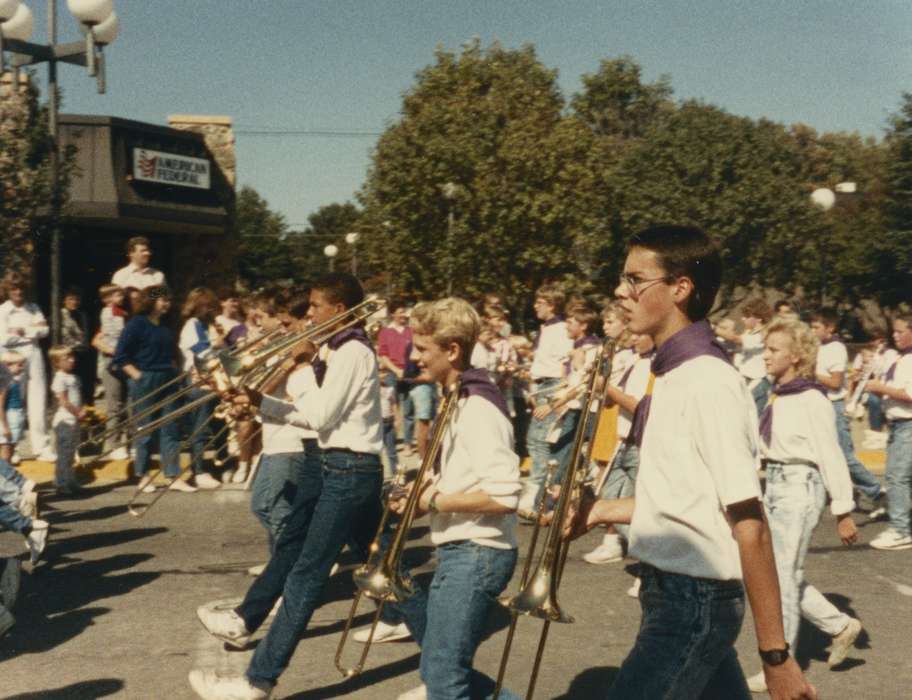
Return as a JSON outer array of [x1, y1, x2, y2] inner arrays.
[[1, 350, 25, 366], [48, 345, 75, 369], [410, 297, 480, 362], [765, 319, 819, 379], [98, 283, 123, 301]]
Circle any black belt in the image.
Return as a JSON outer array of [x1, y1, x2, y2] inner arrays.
[[761, 458, 818, 470], [323, 447, 371, 456]]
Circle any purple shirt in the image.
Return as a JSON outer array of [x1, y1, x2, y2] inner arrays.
[[378, 324, 413, 369]]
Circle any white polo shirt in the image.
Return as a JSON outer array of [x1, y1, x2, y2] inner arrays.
[[430, 394, 521, 550], [761, 390, 855, 515], [884, 354, 912, 422], [111, 264, 166, 290], [530, 319, 573, 380], [0, 301, 49, 359], [739, 328, 766, 381], [816, 340, 848, 401], [258, 340, 382, 454], [629, 355, 762, 581]]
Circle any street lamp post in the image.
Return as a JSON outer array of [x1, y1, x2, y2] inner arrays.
[[0, 0, 120, 342], [345, 231, 360, 276], [442, 181, 458, 296], [324, 244, 338, 272], [810, 187, 836, 304]]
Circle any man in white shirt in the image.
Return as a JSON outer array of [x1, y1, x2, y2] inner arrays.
[[565, 225, 815, 700], [111, 236, 166, 290], [517, 284, 573, 517], [865, 313, 912, 551], [190, 273, 383, 700], [809, 309, 883, 506]]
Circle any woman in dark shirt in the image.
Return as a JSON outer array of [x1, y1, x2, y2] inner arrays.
[[112, 285, 196, 493]]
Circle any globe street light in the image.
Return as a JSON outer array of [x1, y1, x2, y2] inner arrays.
[[324, 244, 339, 272], [345, 231, 360, 276], [1, 0, 121, 341]]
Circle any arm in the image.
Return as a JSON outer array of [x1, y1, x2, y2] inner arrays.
[[92, 330, 115, 356], [604, 383, 640, 415], [112, 320, 143, 380], [808, 398, 856, 517], [56, 391, 82, 419], [25, 304, 49, 340], [419, 488, 514, 515], [865, 379, 912, 402], [728, 499, 817, 699], [0, 389, 8, 438], [815, 369, 843, 391]]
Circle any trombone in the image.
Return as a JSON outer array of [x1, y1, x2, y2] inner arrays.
[[334, 380, 460, 678], [493, 338, 614, 700]]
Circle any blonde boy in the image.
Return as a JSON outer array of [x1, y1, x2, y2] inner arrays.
[[49, 346, 85, 496], [0, 351, 27, 464]]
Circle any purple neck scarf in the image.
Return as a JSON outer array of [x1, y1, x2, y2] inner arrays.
[[312, 325, 373, 387], [627, 320, 730, 447], [759, 377, 826, 445], [885, 347, 912, 383]]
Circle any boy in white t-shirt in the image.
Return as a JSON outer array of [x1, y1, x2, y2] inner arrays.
[[49, 346, 85, 496], [564, 225, 815, 700], [809, 309, 884, 507]]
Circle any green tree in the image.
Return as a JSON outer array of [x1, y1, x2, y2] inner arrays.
[[877, 92, 912, 307], [234, 185, 298, 287]]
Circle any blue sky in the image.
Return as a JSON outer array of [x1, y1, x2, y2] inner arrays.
[[23, 0, 912, 228]]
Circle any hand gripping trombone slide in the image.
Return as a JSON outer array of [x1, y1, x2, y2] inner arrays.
[[493, 337, 615, 700], [334, 379, 461, 678]]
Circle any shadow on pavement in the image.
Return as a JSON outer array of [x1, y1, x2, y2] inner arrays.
[[283, 652, 421, 700], [795, 593, 867, 668], [553, 665, 621, 699], [5, 678, 124, 699], [48, 504, 131, 524], [43, 526, 167, 562]]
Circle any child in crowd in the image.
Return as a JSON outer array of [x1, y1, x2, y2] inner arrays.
[[589, 304, 634, 466], [745, 318, 861, 692], [49, 345, 85, 496], [92, 283, 129, 459], [60, 287, 94, 406], [0, 351, 27, 465]]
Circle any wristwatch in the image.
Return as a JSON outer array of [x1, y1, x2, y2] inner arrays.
[[428, 491, 440, 513], [758, 644, 790, 666]]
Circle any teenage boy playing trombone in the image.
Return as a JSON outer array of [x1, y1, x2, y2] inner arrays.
[[383, 297, 522, 700], [563, 225, 817, 700], [190, 273, 384, 700]]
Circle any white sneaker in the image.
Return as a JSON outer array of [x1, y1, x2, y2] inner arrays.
[[232, 465, 249, 484], [170, 478, 198, 493], [828, 617, 862, 667], [870, 528, 912, 551], [626, 577, 641, 599], [867, 506, 887, 522], [195, 472, 222, 490], [137, 474, 157, 494], [10, 451, 21, 466], [352, 620, 411, 644], [25, 519, 49, 565], [109, 446, 129, 460], [188, 669, 271, 700], [247, 563, 266, 577], [746, 671, 767, 693], [36, 449, 57, 463], [582, 535, 624, 565], [21, 479, 35, 495], [397, 685, 428, 700], [196, 605, 251, 649], [221, 469, 235, 484], [17, 492, 38, 519]]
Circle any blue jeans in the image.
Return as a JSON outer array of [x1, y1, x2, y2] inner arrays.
[[607, 564, 750, 700], [867, 393, 885, 431], [885, 420, 912, 536], [250, 443, 316, 553], [832, 399, 881, 500], [519, 379, 561, 511], [764, 464, 849, 649], [0, 459, 26, 501], [0, 408, 25, 445], [598, 443, 639, 540], [410, 383, 439, 421], [245, 449, 383, 688], [186, 387, 217, 475], [382, 419, 398, 474], [388, 542, 520, 700], [129, 370, 181, 477], [550, 409, 580, 488], [396, 380, 415, 446], [0, 499, 29, 534]]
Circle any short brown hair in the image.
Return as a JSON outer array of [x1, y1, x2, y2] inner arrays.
[[742, 298, 772, 324], [126, 236, 151, 254], [133, 285, 171, 316], [566, 303, 599, 335], [98, 283, 124, 301], [1, 272, 28, 296], [535, 283, 565, 313], [182, 287, 220, 322]]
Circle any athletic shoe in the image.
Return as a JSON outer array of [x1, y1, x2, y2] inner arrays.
[[170, 479, 198, 493], [828, 617, 862, 667], [870, 529, 912, 551], [582, 536, 624, 565], [0, 606, 14, 639], [397, 685, 428, 700], [0, 558, 21, 609], [352, 620, 411, 644], [36, 449, 58, 463], [247, 563, 266, 577], [109, 446, 129, 460], [867, 506, 887, 522], [21, 479, 36, 495], [231, 465, 248, 484], [25, 519, 49, 565], [17, 492, 38, 519], [746, 671, 767, 693], [195, 473, 222, 490], [196, 605, 251, 649], [9, 451, 21, 466], [626, 577, 641, 599], [188, 669, 271, 700]]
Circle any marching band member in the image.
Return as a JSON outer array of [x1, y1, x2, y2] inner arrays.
[[564, 225, 815, 700], [384, 297, 522, 700], [190, 272, 383, 700], [744, 318, 860, 694]]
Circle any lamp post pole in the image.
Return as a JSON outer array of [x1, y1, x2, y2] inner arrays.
[[442, 182, 458, 296], [324, 244, 338, 272], [345, 231, 360, 276], [810, 187, 836, 305]]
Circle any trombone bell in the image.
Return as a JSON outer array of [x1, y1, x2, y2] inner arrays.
[[352, 563, 415, 602], [502, 567, 573, 624]]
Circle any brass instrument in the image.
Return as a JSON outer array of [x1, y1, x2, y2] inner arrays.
[[494, 338, 614, 700], [334, 380, 460, 678]]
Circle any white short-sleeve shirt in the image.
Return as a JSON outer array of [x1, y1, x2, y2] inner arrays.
[[884, 354, 912, 421], [51, 371, 82, 425], [815, 340, 848, 401]]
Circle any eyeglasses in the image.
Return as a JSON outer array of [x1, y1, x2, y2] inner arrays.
[[618, 274, 674, 301]]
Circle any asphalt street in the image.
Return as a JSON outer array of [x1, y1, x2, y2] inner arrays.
[[0, 478, 910, 700]]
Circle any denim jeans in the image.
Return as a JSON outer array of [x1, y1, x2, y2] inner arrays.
[[598, 443, 639, 540], [250, 443, 316, 553], [764, 463, 849, 649], [186, 387, 217, 475], [53, 421, 79, 487], [410, 383, 439, 421], [885, 420, 912, 536], [550, 409, 581, 488], [0, 499, 29, 534], [397, 381, 415, 446], [866, 393, 885, 431], [607, 564, 750, 700], [519, 378, 561, 511], [832, 399, 881, 500], [245, 449, 383, 688], [387, 541, 520, 700], [0, 408, 25, 445], [382, 419, 399, 474], [0, 459, 26, 496], [128, 370, 181, 477]]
